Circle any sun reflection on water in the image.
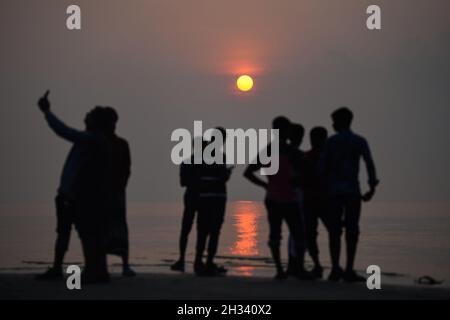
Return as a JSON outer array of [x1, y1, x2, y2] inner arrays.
[[229, 201, 261, 257]]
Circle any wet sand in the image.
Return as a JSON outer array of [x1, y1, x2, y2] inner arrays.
[[1, 273, 448, 300]]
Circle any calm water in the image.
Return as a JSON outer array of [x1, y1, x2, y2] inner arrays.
[[0, 201, 449, 286]]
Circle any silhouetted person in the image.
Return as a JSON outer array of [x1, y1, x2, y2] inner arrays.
[[171, 138, 201, 272], [286, 123, 308, 277], [321, 107, 379, 282], [302, 126, 328, 278], [244, 117, 310, 280], [102, 107, 135, 277], [194, 128, 232, 276], [35, 91, 110, 283]]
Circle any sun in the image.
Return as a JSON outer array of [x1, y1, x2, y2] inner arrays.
[[236, 75, 254, 92]]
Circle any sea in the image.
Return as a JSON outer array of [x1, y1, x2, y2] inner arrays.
[[0, 201, 449, 287]]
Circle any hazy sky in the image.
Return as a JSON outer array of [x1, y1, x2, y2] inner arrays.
[[1, 0, 450, 204]]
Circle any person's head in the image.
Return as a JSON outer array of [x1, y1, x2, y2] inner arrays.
[[84, 106, 118, 134], [208, 126, 227, 159], [289, 123, 305, 148], [331, 107, 353, 132], [102, 106, 119, 136], [310, 126, 328, 150], [272, 116, 291, 142], [84, 107, 104, 132]]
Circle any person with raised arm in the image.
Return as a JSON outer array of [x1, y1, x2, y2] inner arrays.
[[35, 91, 111, 283]]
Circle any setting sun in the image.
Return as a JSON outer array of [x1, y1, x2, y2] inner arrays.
[[236, 75, 254, 92]]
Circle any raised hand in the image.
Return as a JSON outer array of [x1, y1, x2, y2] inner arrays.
[[38, 90, 50, 112]]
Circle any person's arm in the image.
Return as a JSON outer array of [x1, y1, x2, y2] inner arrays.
[[123, 140, 131, 187], [361, 139, 379, 201], [244, 163, 268, 189], [38, 90, 95, 143], [44, 110, 95, 143]]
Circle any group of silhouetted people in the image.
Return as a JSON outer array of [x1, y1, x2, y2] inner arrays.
[[173, 108, 378, 282], [171, 129, 232, 276], [35, 88, 378, 284], [35, 91, 135, 284]]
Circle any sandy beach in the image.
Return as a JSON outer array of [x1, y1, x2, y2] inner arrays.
[[1, 273, 448, 300]]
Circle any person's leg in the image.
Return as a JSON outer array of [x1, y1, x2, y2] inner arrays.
[[305, 199, 320, 267], [120, 224, 136, 276], [206, 198, 226, 267], [265, 200, 285, 279], [194, 198, 209, 274], [79, 234, 108, 283], [98, 253, 109, 281], [94, 201, 110, 282], [325, 196, 344, 281], [79, 233, 95, 280], [172, 192, 197, 271], [287, 235, 297, 258], [286, 234, 299, 275], [285, 203, 310, 278], [95, 233, 110, 282], [287, 192, 304, 275], [75, 202, 97, 282], [36, 195, 72, 280], [342, 196, 364, 282], [114, 193, 135, 276], [179, 207, 196, 261], [121, 250, 129, 270], [120, 222, 130, 270], [77, 202, 110, 284], [54, 195, 73, 269]]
